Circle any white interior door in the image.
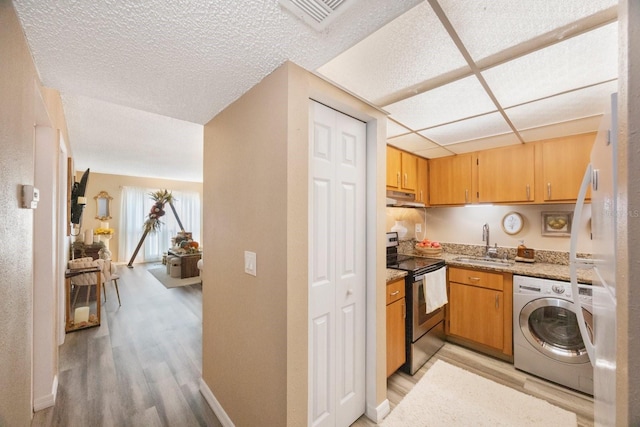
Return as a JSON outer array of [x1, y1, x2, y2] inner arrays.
[[309, 101, 366, 427]]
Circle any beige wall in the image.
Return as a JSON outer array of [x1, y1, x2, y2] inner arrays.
[[77, 172, 203, 262], [618, 1, 640, 424], [0, 1, 63, 424], [387, 203, 593, 254], [202, 61, 387, 426], [203, 62, 290, 427]]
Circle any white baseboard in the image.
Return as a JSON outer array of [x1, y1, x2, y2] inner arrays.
[[33, 375, 58, 412], [365, 398, 390, 423], [199, 378, 235, 427]]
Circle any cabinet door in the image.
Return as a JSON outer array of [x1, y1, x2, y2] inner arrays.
[[400, 152, 417, 192], [386, 145, 402, 189], [477, 144, 534, 203], [542, 134, 594, 201], [448, 282, 504, 350], [428, 154, 473, 205], [416, 157, 428, 203], [386, 298, 405, 377]]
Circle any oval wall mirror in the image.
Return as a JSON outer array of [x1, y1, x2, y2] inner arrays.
[[94, 191, 113, 220]]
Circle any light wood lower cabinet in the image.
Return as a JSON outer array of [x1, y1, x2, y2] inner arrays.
[[386, 278, 406, 377], [447, 267, 512, 358]]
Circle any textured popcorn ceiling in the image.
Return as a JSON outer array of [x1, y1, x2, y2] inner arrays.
[[13, 0, 421, 181], [319, 0, 619, 158], [14, 0, 621, 177]]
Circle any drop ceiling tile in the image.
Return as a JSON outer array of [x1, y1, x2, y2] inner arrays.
[[414, 146, 456, 159], [385, 76, 496, 130], [387, 132, 439, 152], [445, 133, 521, 154], [482, 23, 617, 108], [505, 80, 617, 131], [519, 116, 602, 142], [418, 112, 512, 145], [387, 119, 412, 138], [317, 2, 468, 104], [439, 0, 617, 61]]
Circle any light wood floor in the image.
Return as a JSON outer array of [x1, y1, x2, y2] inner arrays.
[[32, 263, 222, 427], [353, 342, 594, 427], [33, 264, 593, 426]]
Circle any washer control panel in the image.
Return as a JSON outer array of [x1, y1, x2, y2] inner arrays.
[[513, 275, 593, 305]]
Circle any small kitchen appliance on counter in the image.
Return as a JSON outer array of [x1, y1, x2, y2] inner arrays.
[[386, 232, 447, 375], [515, 241, 535, 263]]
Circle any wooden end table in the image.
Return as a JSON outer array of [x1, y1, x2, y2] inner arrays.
[[168, 250, 202, 279]]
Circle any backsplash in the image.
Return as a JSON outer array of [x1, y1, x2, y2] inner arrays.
[[387, 203, 593, 255], [399, 239, 591, 266]]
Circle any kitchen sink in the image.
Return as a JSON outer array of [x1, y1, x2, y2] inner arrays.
[[452, 256, 514, 268]]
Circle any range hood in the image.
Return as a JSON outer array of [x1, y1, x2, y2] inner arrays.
[[386, 190, 426, 208]]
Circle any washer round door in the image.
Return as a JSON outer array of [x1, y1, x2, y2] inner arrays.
[[519, 297, 592, 364]]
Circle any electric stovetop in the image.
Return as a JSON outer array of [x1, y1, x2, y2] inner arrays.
[[387, 254, 445, 273]]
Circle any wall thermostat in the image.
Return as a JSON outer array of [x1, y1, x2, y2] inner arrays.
[[22, 185, 40, 209]]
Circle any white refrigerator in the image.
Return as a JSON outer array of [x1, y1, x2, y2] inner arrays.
[[570, 92, 617, 426]]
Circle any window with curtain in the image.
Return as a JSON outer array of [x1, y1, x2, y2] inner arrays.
[[118, 187, 201, 263]]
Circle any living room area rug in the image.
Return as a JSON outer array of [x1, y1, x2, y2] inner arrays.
[[148, 266, 202, 289], [380, 360, 577, 427]]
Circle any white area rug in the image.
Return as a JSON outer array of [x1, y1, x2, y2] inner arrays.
[[380, 360, 577, 427], [148, 266, 201, 289]]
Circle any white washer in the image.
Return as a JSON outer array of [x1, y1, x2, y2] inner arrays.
[[513, 275, 594, 395]]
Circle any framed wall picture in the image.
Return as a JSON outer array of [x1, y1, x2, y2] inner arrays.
[[541, 211, 573, 236], [67, 157, 73, 236], [501, 211, 524, 235]]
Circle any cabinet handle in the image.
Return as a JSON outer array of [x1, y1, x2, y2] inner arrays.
[[420, 190, 423, 202], [404, 173, 408, 187], [468, 276, 480, 282], [495, 294, 499, 309], [397, 172, 400, 187], [465, 189, 469, 203], [547, 182, 551, 199], [390, 290, 400, 296], [403, 301, 406, 319], [526, 184, 530, 200]]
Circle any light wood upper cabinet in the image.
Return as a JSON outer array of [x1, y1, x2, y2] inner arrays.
[[416, 157, 428, 204], [402, 152, 417, 192], [540, 133, 594, 202], [428, 154, 473, 205], [387, 145, 418, 192], [477, 144, 535, 203], [386, 145, 402, 189]]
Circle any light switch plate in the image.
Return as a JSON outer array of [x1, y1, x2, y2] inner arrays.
[[244, 251, 257, 276], [415, 223, 422, 234]]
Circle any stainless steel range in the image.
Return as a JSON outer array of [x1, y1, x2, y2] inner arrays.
[[386, 232, 447, 374]]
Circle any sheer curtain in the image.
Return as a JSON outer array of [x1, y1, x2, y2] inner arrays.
[[118, 187, 201, 263]]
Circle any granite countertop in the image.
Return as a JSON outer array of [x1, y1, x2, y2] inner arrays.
[[386, 269, 407, 283], [401, 250, 593, 284]]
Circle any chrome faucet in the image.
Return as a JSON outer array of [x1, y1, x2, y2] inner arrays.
[[482, 223, 498, 258]]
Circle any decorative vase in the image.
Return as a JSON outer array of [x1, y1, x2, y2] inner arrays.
[[390, 220, 408, 239], [102, 234, 112, 250]]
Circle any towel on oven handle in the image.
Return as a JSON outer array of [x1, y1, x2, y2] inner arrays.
[[424, 266, 448, 314]]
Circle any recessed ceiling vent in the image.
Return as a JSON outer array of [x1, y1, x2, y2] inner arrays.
[[279, 0, 355, 31]]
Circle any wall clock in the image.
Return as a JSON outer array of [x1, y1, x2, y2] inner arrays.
[[502, 211, 524, 235]]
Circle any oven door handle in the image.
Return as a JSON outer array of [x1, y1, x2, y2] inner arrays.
[[413, 266, 445, 283]]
